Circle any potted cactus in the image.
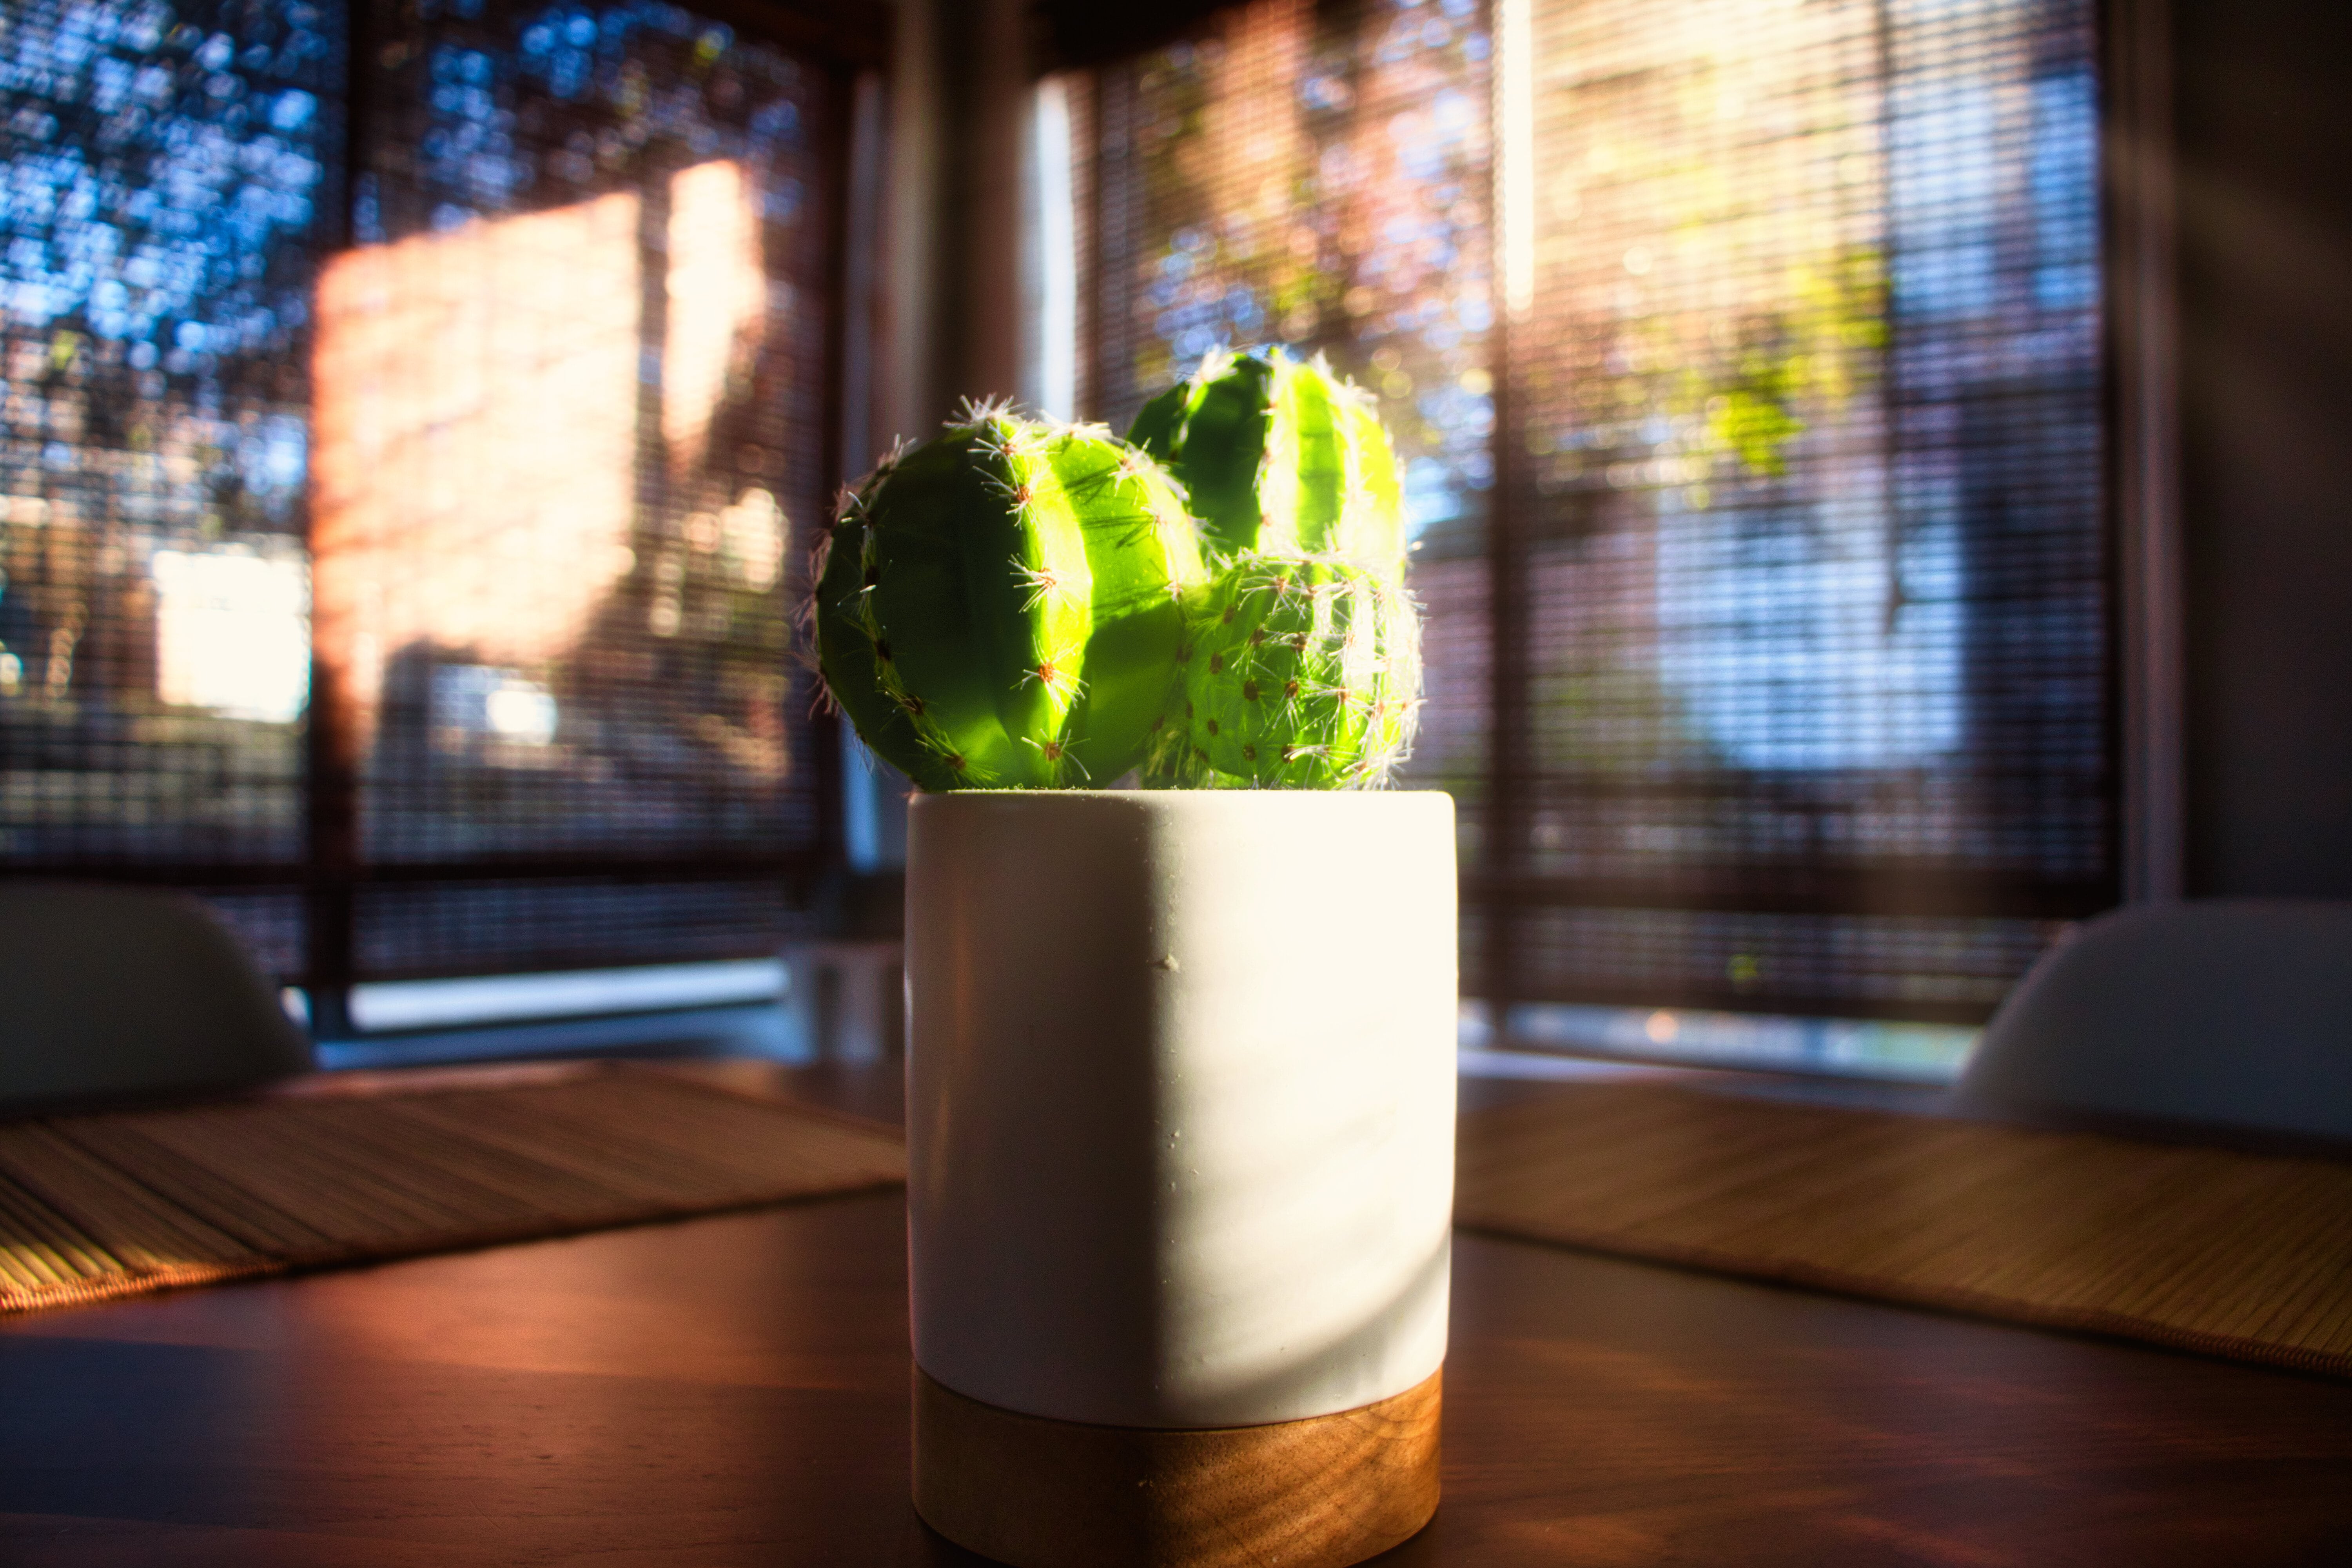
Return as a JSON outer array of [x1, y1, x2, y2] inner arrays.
[[815, 361, 1455, 1568]]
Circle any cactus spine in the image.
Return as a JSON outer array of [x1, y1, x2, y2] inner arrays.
[[1154, 554, 1421, 790], [1129, 347, 1406, 580], [814, 408, 1204, 789]]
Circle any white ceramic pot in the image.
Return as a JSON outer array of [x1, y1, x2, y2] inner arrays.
[[906, 789, 1457, 1431]]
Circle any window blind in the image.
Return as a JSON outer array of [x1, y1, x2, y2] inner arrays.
[[1082, 0, 2110, 1031], [1, 0, 342, 970], [1087, 0, 1497, 869], [321, 0, 838, 982], [3, 0, 866, 1010]]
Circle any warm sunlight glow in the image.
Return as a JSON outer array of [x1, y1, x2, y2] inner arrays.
[[1497, 0, 1535, 320], [151, 549, 311, 723], [663, 160, 768, 477], [310, 193, 643, 732]]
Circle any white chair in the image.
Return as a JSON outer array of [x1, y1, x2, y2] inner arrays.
[[0, 882, 313, 1113], [1958, 899, 2352, 1142]]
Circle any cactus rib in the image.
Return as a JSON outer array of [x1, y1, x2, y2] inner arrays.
[[813, 410, 1205, 789]]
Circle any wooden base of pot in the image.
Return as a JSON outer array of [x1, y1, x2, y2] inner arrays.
[[911, 1368, 1441, 1568]]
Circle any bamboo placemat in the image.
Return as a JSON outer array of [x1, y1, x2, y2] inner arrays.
[[1456, 1081, 2352, 1378], [0, 1065, 906, 1317]]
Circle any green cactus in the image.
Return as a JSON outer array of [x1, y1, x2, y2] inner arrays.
[[1152, 554, 1421, 789], [814, 406, 1205, 789], [1129, 347, 1406, 579]]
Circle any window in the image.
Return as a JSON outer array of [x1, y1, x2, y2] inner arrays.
[[1075, 0, 2108, 1074], [1082, 0, 1498, 972], [2, 0, 882, 1027], [320, 0, 843, 988], [2, 0, 342, 977]]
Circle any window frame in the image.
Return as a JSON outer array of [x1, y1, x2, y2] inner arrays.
[[1055, 0, 2177, 1043], [0, 0, 896, 1038]]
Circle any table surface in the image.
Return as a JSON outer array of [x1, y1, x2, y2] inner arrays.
[[4, 1060, 2350, 1567]]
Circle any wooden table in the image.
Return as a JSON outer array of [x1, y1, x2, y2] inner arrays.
[[4, 1062, 2349, 1566]]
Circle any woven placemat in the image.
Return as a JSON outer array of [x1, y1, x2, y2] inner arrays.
[[0, 1065, 906, 1317], [1456, 1081, 2352, 1379]]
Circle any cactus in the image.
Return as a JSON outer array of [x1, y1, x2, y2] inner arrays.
[[1129, 347, 1406, 580], [1152, 554, 1421, 789], [814, 407, 1205, 789]]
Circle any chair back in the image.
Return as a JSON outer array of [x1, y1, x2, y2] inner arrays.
[[1959, 899, 2352, 1141], [0, 882, 313, 1113]]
